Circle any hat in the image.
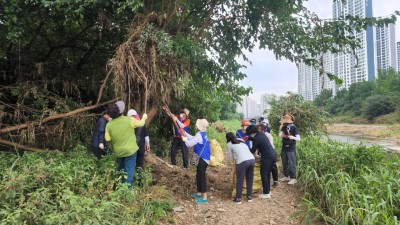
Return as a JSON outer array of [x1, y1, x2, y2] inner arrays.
[[241, 120, 250, 126], [181, 108, 189, 116], [280, 114, 294, 124], [196, 119, 209, 132], [115, 101, 125, 113], [250, 118, 257, 125], [225, 132, 236, 143], [127, 109, 138, 117], [258, 117, 264, 122]]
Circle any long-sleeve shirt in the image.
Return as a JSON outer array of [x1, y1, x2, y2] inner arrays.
[[184, 131, 210, 163], [227, 142, 255, 164], [250, 131, 276, 159], [264, 132, 275, 149], [90, 116, 108, 147], [105, 116, 146, 158]]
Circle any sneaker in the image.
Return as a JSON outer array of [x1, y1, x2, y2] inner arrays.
[[272, 181, 279, 187], [191, 193, 202, 198], [288, 179, 298, 185], [258, 193, 271, 199], [196, 198, 209, 204], [280, 177, 290, 182], [233, 197, 242, 204], [247, 195, 253, 203]]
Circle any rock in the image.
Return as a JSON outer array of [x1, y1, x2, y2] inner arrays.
[[210, 187, 215, 191], [270, 220, 277, 225], [216, 208, 225, 212], [173, 206, 184, 212]]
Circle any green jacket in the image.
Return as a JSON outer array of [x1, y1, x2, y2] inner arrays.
[[105, 116, 146, 158]]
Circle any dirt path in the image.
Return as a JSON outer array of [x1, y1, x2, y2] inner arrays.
[[152, 159, 305, 225]]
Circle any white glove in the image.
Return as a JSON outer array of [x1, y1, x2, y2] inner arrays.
[[142, 113, 148, 120], [99, 143, 104, 149], [288, 135, 295, 140], [182, 136, 188, 142]]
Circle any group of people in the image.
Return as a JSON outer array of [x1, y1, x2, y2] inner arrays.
[[227, 115, 300, 204], [90, 100, 300, 205]]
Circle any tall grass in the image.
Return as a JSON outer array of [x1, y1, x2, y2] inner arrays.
[[297, 137, 400, 224], [0, 146, 174, 225]]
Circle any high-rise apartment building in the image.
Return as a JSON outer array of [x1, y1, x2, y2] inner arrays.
[[376, 24, 397, 71], [333, 0, 376, 89], [260, 93, 274, 116], [236, 96, 261, 119], [397, 41, 400, 72]]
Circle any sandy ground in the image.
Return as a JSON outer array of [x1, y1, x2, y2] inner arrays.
[[327, 123, 390, 136], [151, 156, 311, 225]]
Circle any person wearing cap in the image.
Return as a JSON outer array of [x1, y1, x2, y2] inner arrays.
[[279, 114, 300, 185], [105, 103, 148, 188], [236, 120, 251, 149], [90, 110, 111, 159], [258, 117, 271, 133], [249, 118, 257, 126], [226, 132, 255, 204], [127, 109, 151, 170], [246, 124, 277, 199], [181, 119, 211, 204], [169, 108, 191, 169]]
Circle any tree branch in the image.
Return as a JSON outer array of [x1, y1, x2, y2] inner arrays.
[[0, 99, 117, 134], [0, 138, 65, 154]]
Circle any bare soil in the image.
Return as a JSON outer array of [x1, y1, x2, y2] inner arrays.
[[151, 157, 308, 225]]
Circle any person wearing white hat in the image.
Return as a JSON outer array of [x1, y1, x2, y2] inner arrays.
[[127, 109, 151, 171], [181, 119, 211, 204], [278, 114, 300, 185]]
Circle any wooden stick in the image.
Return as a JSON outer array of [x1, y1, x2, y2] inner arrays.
[[0, 138, 64, 154]]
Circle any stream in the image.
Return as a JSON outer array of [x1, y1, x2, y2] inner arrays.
[[327, 134, 400, 152]]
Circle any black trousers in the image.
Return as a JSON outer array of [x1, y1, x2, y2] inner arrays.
[[136, 146, 145, 168], [235, 159, 255, 198], [196, 158, 208, 193], [260, 157, 276, 194], [91, 146, 105, 159], [170, 137, 189, 168], [271, 161, 278, 182]]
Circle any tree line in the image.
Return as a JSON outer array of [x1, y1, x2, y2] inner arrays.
[[314, 69, 400, 123]]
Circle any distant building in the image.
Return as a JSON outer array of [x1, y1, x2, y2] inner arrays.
[[236, 96, 261, 119], [376, 24, 397, 71], [260, 93, 274, 116], [333, 0, 376, 89], [397, 42, 400, 72]]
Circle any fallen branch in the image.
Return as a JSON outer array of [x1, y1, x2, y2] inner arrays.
[[0, 138, 64, 154], [0, 98, 117, 134], [96, 64, 115, 104]]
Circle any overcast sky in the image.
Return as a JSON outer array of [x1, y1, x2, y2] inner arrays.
[[239, 0, 400, 103]]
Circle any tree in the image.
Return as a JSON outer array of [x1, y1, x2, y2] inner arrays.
[[267, 93, 330, 136]]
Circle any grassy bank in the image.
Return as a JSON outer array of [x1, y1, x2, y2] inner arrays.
[[0, 146, 174, 225], [327, 123, 400, 141], [297, 136, 400, 224]]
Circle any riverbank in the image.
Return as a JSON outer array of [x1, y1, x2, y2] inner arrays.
[[326, 123, 400, 152], [327, 123, 400, 140]]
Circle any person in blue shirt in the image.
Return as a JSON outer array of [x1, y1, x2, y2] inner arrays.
[[90, 110, 111, 159], [236, 120, 251, 149]]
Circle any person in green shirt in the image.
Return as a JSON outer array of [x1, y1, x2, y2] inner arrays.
[[105, 103, 147, 188]]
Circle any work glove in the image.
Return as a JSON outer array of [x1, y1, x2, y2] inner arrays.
[[172, 116, 178, 122], [142, 113, 148, 120], [99, 143, 104, 150], [182, 136, 188, 142]]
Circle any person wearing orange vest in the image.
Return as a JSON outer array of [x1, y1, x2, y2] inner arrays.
[[169, 108, 191, 169]]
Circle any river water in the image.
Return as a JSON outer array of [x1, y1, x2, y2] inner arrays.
[[327, 134, 400, 152]]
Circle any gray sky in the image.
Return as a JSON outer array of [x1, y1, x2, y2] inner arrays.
[[239, 0, 400, 103]]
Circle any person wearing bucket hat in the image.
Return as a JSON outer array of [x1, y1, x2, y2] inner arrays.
[[105, 103, 148, 188], [226, 132, 255, 204], [245, 124, 277, 199], [168, 108, 191, 169], [279, 113, 300, 185], [181, 119, 211, 204], [236, 120, 251, 149], [90, 109, 111, 159]]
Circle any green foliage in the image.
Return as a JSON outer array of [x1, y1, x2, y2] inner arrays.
[[316, 69, 400, 122], [267, 93, 330, 136], [0, 146, 174, 224], [297, 137, 400, 224]]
